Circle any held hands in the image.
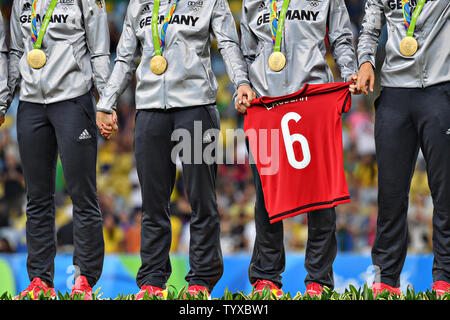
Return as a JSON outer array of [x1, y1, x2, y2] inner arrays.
[[356, 62, 375, 95], [96, 110, 118, 139], [235, 84, 257, 114], [349, 74, 359, 95], [234, 75, 363, 107]]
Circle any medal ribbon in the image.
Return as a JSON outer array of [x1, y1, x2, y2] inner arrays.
[[270, 0, 290, 52], [402, 0, 427, 37], [152, 0, 179, 56], [31, 0, 59, 49]]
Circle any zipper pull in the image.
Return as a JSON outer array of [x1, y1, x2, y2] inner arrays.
[[87, 0, 94, 15]]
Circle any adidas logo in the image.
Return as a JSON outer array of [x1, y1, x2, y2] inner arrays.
[[22, 2, 32, 12], [203, 132, 212, 143], [78, 129, 92, 140], [257, 1, 266, 12], [446, 128, 450, 135], [141, 4, 151, 14]]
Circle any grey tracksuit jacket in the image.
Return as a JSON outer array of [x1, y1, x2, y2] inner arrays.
[[358, 0, 449, 88], [96, 0, 250, 113], [0, 14, 8, 116], [3, 0, 111, 114], [240, 0, 357, 98]]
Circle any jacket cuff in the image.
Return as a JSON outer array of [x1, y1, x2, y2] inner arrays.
[[358, 56, 375, 70], [96, 100, 113, 114], [96, 95, 117, 114], [0, 106, 7, 117], [96, 107, 113, 114], [237, 80, 251, 88]]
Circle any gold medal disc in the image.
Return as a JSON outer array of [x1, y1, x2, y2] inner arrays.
[[399, 36, 418, 57], [27, 49, 47, 69], [268, 52, 286, 72], [150, 56, 168, 75]]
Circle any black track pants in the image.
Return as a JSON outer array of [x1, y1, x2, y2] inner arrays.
[[17, 92, 104, 288], [372, 82, 450, 287], [134, 105, 223, 292], [248, 161, 337, 290]]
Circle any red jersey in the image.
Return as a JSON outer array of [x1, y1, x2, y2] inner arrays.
[[244, 82, 352, 223]]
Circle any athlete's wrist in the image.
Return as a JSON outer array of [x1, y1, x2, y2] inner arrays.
[[96, 107, 113, 114], [359, 60, 375, 71], [237, 81, 251, 89]]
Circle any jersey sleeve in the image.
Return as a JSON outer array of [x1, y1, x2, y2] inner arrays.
[[337, 87, 352, 115]]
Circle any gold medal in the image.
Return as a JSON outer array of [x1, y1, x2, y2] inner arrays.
[[268, 52, 286, 72], [27, 49, 47, 69], [399, 36, 418, 57], [150, 56, 168, 75]]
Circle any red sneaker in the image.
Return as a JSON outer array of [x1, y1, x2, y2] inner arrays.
[[304, 282, 323, 298], [372, 282, 401, 296], [135, 285, 166, 300], [431, 281, 450, 298], [251, 279, 283, 299], [15, 277, 56, 300], [70, 276, 93, 300], [185, 285, 210, 299]]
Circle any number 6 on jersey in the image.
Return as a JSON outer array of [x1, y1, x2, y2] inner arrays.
[[281, 112, 311, 170]]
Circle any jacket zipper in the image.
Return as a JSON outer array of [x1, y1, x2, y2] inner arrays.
[[39, 56, 46, 104], [163, 65, 167, 109], [162, 2, 167, 109]]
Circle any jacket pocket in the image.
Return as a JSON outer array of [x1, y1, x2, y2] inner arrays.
[[164, 40, 216, 106], [40, 41, 86, 97], [203, 104, 220, 130], [70, 92, 97, 131]]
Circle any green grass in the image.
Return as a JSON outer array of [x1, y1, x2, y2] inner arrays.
[[1, 284, 449, 300]]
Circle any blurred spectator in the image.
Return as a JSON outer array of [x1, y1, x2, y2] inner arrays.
[[0, 140, 25, 225], [408, 193, 432, 253], [124, 210, 141, 254], [57, 221, 74, 253], [0, 237, 13, 253], [170, 194, 192, 253], [352, 154, 378, 206], [336, 204, 354, 252], [285, 215, 308, 251], [103, 214, 124, 254], [367, 202, 378, 248], [231, 212, 250, 251]]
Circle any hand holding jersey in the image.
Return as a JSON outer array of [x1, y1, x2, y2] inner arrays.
[[348, 74, 359, 94], [356, 62, 375, 95]]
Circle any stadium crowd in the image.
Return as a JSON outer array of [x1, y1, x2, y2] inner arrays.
[[0, 0, 433, 256]]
